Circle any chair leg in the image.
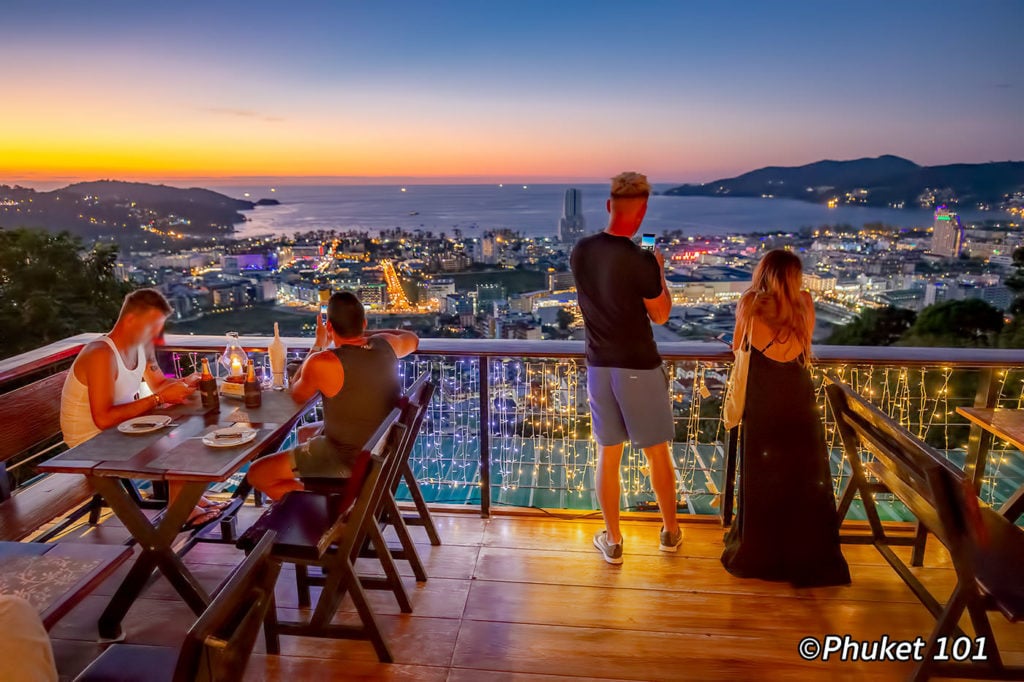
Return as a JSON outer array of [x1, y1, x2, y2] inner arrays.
[[295, 564, 312, 608], [263, 593, 281, 655], [386, 494, 428, 583], [403, 463, 441, 546], [342, 560, 393, 663], [911, 584, 967, 682], [366, 520, 412, 613], [87, 494, 104, 525], [910, 522, 928, 567]]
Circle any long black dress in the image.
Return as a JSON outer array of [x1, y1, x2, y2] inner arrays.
[[721, 341, 851, 587]]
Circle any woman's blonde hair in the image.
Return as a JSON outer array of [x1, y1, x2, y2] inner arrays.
[[736, 249, 812, 364]]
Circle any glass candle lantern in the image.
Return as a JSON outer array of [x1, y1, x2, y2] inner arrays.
[[220, 332, 248, 377]]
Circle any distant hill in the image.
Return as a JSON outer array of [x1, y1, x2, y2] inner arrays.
[[0, 180, 257, 245], [664, 156, 1024, 208]]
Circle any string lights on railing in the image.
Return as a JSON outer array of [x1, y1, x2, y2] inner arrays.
[[163, 347, 1023, 518]]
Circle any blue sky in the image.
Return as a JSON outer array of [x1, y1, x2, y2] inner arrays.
[[2, 0, 1021, 182]]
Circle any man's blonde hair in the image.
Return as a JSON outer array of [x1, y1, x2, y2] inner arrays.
[[610, 171, 651, 199]]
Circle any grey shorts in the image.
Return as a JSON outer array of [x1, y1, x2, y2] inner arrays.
[[587, 365, 675, 448], [289, 435, 359, 479]]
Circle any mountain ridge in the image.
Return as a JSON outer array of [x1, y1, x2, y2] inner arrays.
[[664, 156, 1024, 208]]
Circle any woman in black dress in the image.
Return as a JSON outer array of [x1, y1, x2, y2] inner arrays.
[[721, 250, 850, 587]]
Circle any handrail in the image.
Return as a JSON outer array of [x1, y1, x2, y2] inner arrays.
[[6, 333, 1020, 379]]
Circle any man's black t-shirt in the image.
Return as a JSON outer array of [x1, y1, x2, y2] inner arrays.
[[570, 231, 663, 369]]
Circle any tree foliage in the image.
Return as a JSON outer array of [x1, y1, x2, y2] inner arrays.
[[897, 299, 1004, 348], [0, 228, 132, 359], [826, 306, 916, 346]]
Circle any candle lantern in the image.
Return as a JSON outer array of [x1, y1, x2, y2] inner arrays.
[[220, 332, 247, 377]]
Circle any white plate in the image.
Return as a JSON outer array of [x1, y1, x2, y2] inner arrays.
[[118, 415, 173, 434], [202, 427, 258, 448]]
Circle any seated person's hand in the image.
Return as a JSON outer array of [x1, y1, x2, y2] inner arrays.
[[159, 380, 196, 404], [182, 372, 202, 388]]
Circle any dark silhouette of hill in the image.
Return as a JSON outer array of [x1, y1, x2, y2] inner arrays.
[[0, 180, 259, 245], [665, 156, 1024, 207]]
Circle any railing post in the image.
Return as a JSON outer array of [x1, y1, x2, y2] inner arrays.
[[964, 367, 999, 493], [478, 355, 491, 518]]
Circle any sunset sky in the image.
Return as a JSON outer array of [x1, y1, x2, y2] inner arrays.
[[2, 1, 1021, 185]]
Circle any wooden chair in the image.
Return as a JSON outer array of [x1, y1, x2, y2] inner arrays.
[[302, 372, 442, 546], [298, 374, 436, 603], [74, 531, 282, 682], [826, 377, 1024, 681], [237, 410, 407, 663]]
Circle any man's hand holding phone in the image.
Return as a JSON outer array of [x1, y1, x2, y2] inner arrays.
[[313, 312, 330, 350]]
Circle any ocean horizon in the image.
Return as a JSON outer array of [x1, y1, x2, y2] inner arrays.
[[215, 183, 997, 239]]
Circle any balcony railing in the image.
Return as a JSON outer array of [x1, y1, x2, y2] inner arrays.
[[2, 334, 1022, 521]]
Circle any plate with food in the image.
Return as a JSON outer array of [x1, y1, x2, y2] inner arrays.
[[202, 427, 258, 448], [118, 415, 173, 434]]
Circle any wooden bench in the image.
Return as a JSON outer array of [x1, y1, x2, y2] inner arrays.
[[826, 377, 1024, 681], [0, 370, 94, 541]]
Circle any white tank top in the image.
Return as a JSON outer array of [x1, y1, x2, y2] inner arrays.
[[60, 337, 146, 448]]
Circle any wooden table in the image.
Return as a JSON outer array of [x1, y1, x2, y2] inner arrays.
[[38, 390, 318, 639], [957, 407, 1024, 523], [0, 541, 131, 629]]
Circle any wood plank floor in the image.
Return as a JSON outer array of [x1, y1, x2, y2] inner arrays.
[[39, 507, 1024, 681]]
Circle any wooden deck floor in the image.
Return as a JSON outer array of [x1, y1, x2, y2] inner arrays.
[[41, 507, 1024, 681]]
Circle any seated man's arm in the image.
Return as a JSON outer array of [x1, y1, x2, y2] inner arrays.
[[81, 346, 161, 430], [290, 351, 340, 404], [142, 344, 196, 401], [367, 329, 419, 358]]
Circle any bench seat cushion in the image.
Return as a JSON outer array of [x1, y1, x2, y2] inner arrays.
[[973, 508, 1024, 622], [0, 474, 93, 541]]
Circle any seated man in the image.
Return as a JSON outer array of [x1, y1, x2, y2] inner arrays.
[[247, 291, 419, 500], [60, 288, 225, 529]]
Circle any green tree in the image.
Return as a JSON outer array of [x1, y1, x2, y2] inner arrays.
[[826, 306, 917, 346], [897, 299, 1004, 348], [555, 307, 574, 331], [0, 228, 131, 359]]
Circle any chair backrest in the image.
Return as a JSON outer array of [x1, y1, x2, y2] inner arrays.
[[173, 531, 282, 682], [387, 373, 435, 496], [825, 377, 979, 558], [0, 370, 67, 462]]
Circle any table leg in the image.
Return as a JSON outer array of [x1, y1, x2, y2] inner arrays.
[[93, 477, 212, 639]]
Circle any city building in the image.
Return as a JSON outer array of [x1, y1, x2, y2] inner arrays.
[[931, 206, 964, 259], [547, 270, 575, 292], [417, 278, 456, 306], [558, 188, 586, 243]]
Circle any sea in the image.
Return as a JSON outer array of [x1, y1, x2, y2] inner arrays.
[[216, 183, 997, 239]]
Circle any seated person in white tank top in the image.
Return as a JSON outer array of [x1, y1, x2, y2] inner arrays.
[[60, 288, 224, 529]]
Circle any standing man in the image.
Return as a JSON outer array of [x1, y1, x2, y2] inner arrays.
[[570, 172, 680, 564]]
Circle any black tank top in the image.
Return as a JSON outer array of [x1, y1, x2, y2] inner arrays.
[[322, 337, 401, 453]]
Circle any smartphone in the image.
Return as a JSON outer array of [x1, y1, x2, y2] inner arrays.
[[715, 332, 734, 346], [319, 303, 328, 325], [641, 233, 656, 251]]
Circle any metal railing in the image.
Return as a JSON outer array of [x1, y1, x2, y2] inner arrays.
[[2, 334, 1022, 521]]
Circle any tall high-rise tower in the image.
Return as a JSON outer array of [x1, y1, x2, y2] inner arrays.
[[931, 206, 964, 258], [558, 188, 586, 243]]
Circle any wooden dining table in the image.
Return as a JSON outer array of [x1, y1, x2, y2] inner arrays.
[[957, 406, 1024, 523], [0, 541, 132, 630], [38, 389, 318, 640]]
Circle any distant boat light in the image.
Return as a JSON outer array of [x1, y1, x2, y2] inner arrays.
[[401, 188, 407, 192], [270, 188, 276, 192], [522, 185, 528, 189], [243, 192, 250, 197]]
